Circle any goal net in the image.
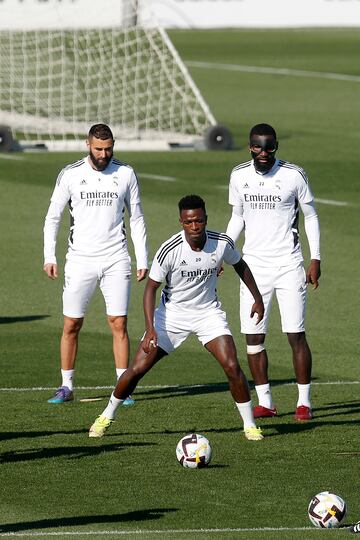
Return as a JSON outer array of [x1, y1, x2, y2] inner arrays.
[[0, 0, 217, 150]]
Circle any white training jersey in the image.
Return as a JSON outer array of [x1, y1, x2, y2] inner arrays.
[[44, 156, 147, 263], [149, 230, 241, 312], [229, 158, 314, 267]]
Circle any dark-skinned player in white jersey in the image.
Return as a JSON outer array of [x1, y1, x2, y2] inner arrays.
[[89, 194, 265, 441], [226, 123, 321, 421]]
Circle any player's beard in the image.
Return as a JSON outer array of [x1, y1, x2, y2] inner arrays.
[[252, 152, 276, 173], [89, 149, 113, 171]]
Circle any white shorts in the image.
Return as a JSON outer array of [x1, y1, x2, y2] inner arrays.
[[240, 262, 307, 334], [63, 257, 131, 318], [153, 304, 232, 354]]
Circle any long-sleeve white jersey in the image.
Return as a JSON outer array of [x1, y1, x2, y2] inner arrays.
[[149, 230, 241, 312], [44, 156, 148, 268], [227, 159, 320, 267]]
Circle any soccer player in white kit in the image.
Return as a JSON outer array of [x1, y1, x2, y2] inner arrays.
[[226, 123, 321, 421], [89, 195, 265, 441], [43, 124, 148, 404]]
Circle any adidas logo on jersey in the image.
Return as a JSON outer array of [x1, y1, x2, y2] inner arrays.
[[180, 260, 187, 266], [243, 183, 249, 188], [80, 179, 87, 185]]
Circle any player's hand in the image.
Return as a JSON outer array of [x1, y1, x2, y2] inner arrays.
[[137, 268, 148, 282], [217, 265, 224, 277], [306, 259, 321, 290], [142, 330, 158, 354], [250, 298, 264, 324], [43, 263, 58, 279]]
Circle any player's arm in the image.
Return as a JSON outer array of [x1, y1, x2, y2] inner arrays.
[[128, 202, 148, 281], [142, 277, 161, 353], [225, 204, 245, 242], [233, 258, 264, 323], [43, 169, 70, 279], [300, 200, 321, 289], [43, 200, 66, 279], [126, 172, 148, 281]]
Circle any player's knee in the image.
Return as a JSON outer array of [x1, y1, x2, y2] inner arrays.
[[287, 331, 307, 348], [129, 361, 148, 382], [223, 358, 241, 380], [108, 315, 128, 335], [63, 317, 83, 335]]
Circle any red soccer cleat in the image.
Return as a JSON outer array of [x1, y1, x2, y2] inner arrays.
[[294, 405, 313, 421], [253, 405, 277, 418]]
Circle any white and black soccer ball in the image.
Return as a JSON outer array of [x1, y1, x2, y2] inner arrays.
[[176, 433, 212, 469], [308, 491, 346, 528]]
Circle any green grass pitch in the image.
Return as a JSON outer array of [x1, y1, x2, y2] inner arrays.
[[0, 29, 359, 539]]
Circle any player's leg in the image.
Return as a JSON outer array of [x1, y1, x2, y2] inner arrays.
[[114, 343, 167, 400], [107, 314, 129, 371], [48, 260, 98, 404], [89, 343, 167, 437], [100, 259, 132, 367], [276, 263, 312, 420], [240, 266, 276, 417], [107, 314, 135, 405], [287, 331, 312, 420], [205, 335, 250, 402], [205, 335, 263, 441], [89, 305, 184, 437], [245, 333, 276, 417], [60, 316, 84, 372], [198, 310, 263, 441], [101, 258, 134, 403]]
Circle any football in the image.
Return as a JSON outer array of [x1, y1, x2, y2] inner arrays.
[[308, 491, 346, 528], [176, 433, 212, 469]]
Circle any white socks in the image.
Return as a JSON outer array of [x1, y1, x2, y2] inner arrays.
[[255, 382, 311, 408], [102, 392, 123, 420], [297, 383, 311, 407], [255, 383, 274, 409], [61, 369, 74, 391], [236, 400, 256, 429]]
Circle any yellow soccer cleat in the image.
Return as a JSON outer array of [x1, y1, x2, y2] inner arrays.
[[89, 415, 113, 438], [244, 426, 264, 441]]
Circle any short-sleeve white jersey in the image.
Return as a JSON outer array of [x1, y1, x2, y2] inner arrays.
[[228, 159, 314, 267], [149, 230, 241, 312], [44, 156, 146, 263]]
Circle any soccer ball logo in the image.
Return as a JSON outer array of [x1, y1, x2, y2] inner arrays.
[[176, 433, 212, 469], [308, 491, 346, 528]]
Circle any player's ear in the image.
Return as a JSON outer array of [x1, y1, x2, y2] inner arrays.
[[86, 138, 90, 148]]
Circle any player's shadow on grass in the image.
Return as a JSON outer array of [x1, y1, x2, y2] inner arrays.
[[0, 429, 87, 442], [311, 400, 360, 417], [0, 315, 50, 324], [0, 441, 155, 464], [265, 417, 360, 437], [0, 508, 178, 533], [134, 378, 301, 401]]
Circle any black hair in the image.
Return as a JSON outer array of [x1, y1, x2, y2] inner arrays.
[[88, 123, 114, 141], [178, 194, 206, 214], [249, 123, 277, 140]]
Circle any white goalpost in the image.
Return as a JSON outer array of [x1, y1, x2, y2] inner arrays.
[[0, 0, 232, 151]]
